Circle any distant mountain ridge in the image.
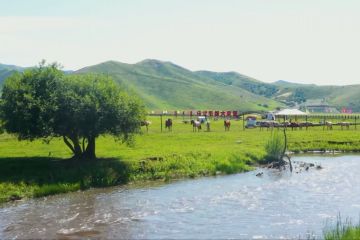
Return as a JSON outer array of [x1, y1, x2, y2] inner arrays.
[[1, 60, 360, 111], [0, 64, 25, 87]]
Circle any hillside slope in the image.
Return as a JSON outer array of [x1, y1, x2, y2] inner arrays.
[[76, 60, 282, 111], [2, 60, 360, 111], [273, 81, 360, 111]]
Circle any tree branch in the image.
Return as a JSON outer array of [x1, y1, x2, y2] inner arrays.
[[63, 136, 75, 154]]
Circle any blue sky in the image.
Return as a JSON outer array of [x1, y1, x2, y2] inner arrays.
[[1, 0, 360, 85]]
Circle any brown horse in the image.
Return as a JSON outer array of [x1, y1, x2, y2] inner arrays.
[[289, 122, 301, 131], [141, 120, 151, 132], [165, 118, 173, 131], [224, 120, 231, 131], [259, 121, 275, 131]]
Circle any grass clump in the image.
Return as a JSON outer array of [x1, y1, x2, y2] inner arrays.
[[33, 183, 80, 198], [264, 131, 284, 163], [324, 216, 360, 240]]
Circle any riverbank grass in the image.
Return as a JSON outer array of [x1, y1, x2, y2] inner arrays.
[[1, 116, 360, 203], [324, 217, 360, 240]]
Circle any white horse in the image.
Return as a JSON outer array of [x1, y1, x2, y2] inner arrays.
[[141, 120, 151, 132], [191, 120, 201, 132]]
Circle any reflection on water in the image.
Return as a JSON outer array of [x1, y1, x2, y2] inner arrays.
[[1, 155, 360, 239]]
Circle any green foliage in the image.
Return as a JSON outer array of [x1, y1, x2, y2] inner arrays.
[[264, 131, 284, 162], [54, 73, 145, 142], [0, 62, 146, 158], [290, 89, 306, 103], [0, 63, 24, 88], [0, 62, 63, 140]]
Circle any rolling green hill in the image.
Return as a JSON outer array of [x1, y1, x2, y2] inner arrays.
[[76, 59, 282, 111], [2, 60, 360, 112], [272, 80, 360, 111]]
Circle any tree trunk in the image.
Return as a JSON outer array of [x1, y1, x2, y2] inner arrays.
[[63, 136, 75, 154], [63, 135, 81, 158], [63, 135, 83, 159], [63, 135, 96, 160], [83, 136, 96, 159], [70, 135, 82, 158]]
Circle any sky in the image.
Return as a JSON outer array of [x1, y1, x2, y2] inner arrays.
[[1, 0, 360, 85]]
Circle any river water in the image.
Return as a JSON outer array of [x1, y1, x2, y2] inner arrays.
[[1, 155, 360, 239]]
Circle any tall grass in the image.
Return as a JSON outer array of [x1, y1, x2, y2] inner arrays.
[[324, 215, 360, 240], [264, 131, 284, 162]]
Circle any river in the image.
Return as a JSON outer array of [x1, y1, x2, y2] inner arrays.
[[1, 155, 360, 239]]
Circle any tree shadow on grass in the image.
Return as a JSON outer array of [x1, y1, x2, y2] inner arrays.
[[0, 157, 131, 188]]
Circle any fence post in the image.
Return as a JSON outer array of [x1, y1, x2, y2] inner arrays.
[[160, 114, 163, 132], [243, 113, 245, 130], [355, 116, 357, 130], [284, 115, 286, 131]]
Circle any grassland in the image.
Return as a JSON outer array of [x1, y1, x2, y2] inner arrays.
[[1, 115, 360, 203]]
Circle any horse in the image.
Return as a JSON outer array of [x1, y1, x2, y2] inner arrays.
[[325, 121, 333, 130], [165, 118, 172, 131], [141, 120, 151, 132], [224, 120, 231, 131], [299, 121, 313, 130], [259, 121, 275, 131], [206, 121, 211, 132], [339, 122, 350, 130], [191, 120, 201, 132], [289, 122, 301, 131]]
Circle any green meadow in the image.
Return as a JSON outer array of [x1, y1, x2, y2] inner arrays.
[[1, 115, 360, 203]]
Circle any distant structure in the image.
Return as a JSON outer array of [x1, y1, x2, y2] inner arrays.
[[302, 104, 339, 113], [341, 107, 353, 114]]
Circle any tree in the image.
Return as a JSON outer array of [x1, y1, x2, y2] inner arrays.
[[0, 63, 145, 159]]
